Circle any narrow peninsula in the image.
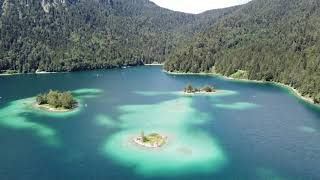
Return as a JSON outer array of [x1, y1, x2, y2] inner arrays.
[[34, 90, 78, 112], [134, 131, 167, 148]]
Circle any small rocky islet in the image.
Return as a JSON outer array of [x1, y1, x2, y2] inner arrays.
[[133, 131, 167, 148], [183, 84, 216, 95]]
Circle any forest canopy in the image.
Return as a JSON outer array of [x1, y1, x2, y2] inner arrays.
[[1, 0, 319, 103], [36, 90, 77, 109], [0, 0, 236, 73], [164, 0, 320, 103]]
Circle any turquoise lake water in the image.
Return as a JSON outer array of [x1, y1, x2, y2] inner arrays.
[[0, 66, 319, 180]]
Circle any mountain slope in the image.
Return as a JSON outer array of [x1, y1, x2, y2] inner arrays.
[[0, 0, 237, 72], [164, 0, 320, 103]]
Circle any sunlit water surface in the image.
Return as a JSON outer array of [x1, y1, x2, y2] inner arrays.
[[0, 66, 319, 180]]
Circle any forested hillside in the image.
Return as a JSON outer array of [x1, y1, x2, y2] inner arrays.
[[165, 0, 320, 103], [2, 0, 318, 103], [0, 0, 236, 72]]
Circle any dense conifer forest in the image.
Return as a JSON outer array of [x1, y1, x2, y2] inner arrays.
[[0, 0, 236, 72], [1, 0, 319, 103], [164, 0, 320, 103]]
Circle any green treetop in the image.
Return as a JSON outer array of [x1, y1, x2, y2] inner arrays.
[[36, 90, 77, 109]]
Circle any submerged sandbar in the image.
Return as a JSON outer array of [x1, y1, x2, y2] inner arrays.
[[101, 98, 228, 176]]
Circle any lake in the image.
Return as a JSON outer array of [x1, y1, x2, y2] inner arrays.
[[0, 66, 319, 180]]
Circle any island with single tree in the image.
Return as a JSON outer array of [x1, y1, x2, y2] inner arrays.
[[134, 131, 167, 148], [34, 90, 78, 112], [183, 84, 216, 95]]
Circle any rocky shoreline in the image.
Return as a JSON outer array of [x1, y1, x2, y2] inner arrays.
[[32, 102, 79, 113]]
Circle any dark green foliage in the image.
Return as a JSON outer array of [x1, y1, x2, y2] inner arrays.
[[36, 94, 48, 105], [0, 0, 236, 73], [3, 0, 318, 103], [202, 85, 215, 93], [165, 0, 320, 103], [36, 90, 77, 109], [184, 84, 194, 93], [141, 131, 147, 142], [183, 84, 214, 93]]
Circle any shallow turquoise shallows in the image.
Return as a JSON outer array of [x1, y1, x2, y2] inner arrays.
[[0, 66, 319, 180]]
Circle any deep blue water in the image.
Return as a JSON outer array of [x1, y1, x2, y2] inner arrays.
[[0, 66, 319, 180]]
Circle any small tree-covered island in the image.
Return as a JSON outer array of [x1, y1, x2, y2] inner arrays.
[[34, 90, 78, 112], [183, 84, 216, 95], [133, 131, 167, 148]]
